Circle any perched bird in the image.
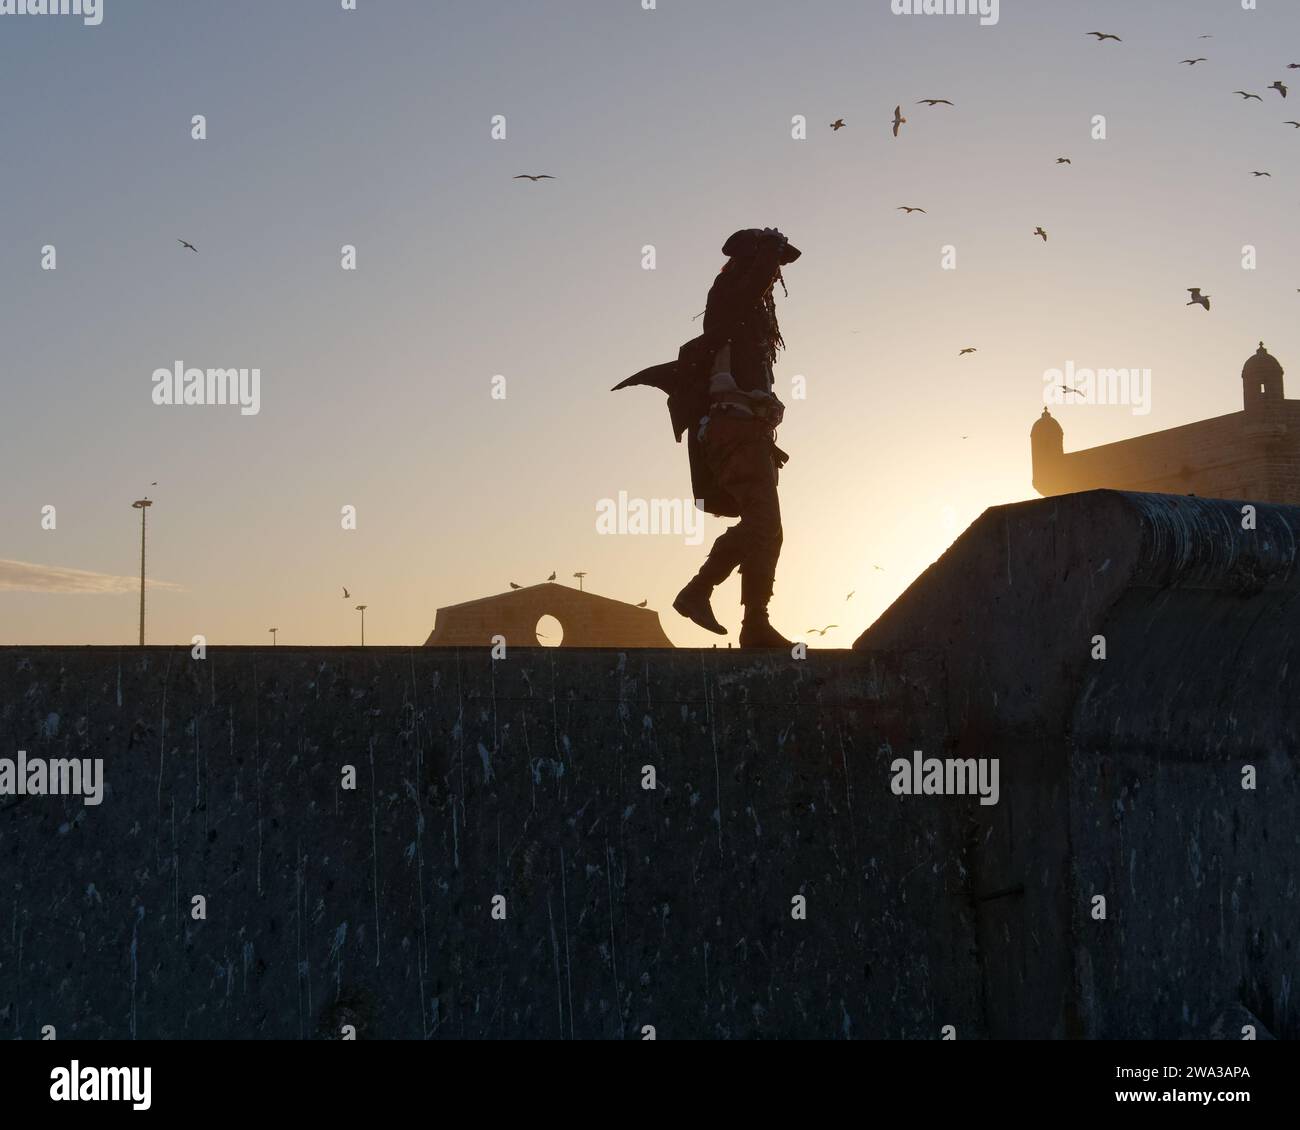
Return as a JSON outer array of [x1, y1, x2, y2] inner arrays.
[[177, 239, 197, 253], [342, 586, 350, 598], [1180, 59, 1208, 66], [917, 99, 954, 106], [1234, 91, 1263, 100], [1056, 157, 1072, 164], [897, 206, 927, 214], [547, 571, 556, 581], [1270, 81, 1288, 98], [891, 105, 906, 137], [509, 582, 522, 589], [830, 118, 846, 130], [636, 599, 648, 608], [1187, 288, 1211, 311], [958, 347, 977, 356], [513, 174, 555, 181], [1034, 226, 1048, 242], [1087, 32, 1122, 42], [807, 625, 838, 636], [1251, 170, 1273, 177]]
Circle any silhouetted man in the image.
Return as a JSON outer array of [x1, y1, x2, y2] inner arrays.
[[672, 227, 799, 647]]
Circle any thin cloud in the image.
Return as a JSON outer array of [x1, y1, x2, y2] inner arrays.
[[0, 559, 183, 595]]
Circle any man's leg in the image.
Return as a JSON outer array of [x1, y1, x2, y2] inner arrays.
[[724, 433, 789, 648], [674, 522, 741, 634], [674, 415, 754, 635]]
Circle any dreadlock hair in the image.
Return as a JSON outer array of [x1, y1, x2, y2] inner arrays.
[[716, 260, 788, 367]]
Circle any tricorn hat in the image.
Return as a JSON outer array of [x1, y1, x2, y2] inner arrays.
[[722, 228, 802, 265]]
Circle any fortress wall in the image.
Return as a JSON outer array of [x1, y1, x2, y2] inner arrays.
[[857, 490, 1300, 1039], [1057, 412, 1254, 493], [0, 645, 986, 1040], [1040, 403, 1300, 503], [1068, 584, 1300, 1039], [2, 493, 1297, 1040]]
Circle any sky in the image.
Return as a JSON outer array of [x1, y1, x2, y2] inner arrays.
[[1, 0, 1297, 648]]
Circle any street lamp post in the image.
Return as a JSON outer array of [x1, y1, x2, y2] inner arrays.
[[355, 604, 367, 646], [131, 498, 153, 646]]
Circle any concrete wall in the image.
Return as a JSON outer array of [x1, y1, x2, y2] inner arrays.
[[0, 645, 983, 1040], [859, 490, 1300, 1041], [2, 490, 1295, 1040]]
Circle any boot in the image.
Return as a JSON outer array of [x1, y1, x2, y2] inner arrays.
[[673, 575, 727, 635], [738, 613, 794, 649], [738, 549, 792, 648]]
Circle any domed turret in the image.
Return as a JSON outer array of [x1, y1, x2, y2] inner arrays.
[[1242, 342, 1284, 410], [1031, 407, 1063, 451], [1030, 408, 1065, 495]]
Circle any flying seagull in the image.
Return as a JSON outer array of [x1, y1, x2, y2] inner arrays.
[[846, 591, 855, 601], [1269, 81, 1288, 98], [341, 586, 350, 598], [177, 239, 197, 253], [872, 565, 885, 572], [513, 174, 555, 181], [1087, 32, 1122, 42], [1180, 58, 1208, 66], [807, 625, 838, 636], [636, 599, 648, 607], [1285, 121, 1300, 128], [1056, 157, 1072, 164], [1187, 288, 1211, 311], [830, 118, 846, 130], [1251, 170, 1272, 177], [509, 582, 522, 589], [1289, 64, 1300, 69], [897, 206, 926, 214], [1034, 226, 1048, 242], [958, 347, 977, 356], [1059, 385, 1085, 396], [1234, 91, 1263, 100], [917, 99, 954, 106], [891, 105, 906, 137]]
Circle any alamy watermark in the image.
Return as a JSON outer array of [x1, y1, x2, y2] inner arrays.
[[0, 0, 102, 25], [50, 1061, 150, 1110], [0, 750, 104, 806], [891, 750, 1000, 806], [152, 361, 261, 416], [596, 492, 705, 546], [891, 0, 999, 27], [1043, 361, 1151, 416]]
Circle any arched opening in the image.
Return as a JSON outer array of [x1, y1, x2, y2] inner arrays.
[[535, 614, 563, 647]]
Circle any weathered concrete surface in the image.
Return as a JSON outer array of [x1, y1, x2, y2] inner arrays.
[[2, 491, 1296, 1040], [0, 646, 982, 1040], [858, 490, 1300, 1041]]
